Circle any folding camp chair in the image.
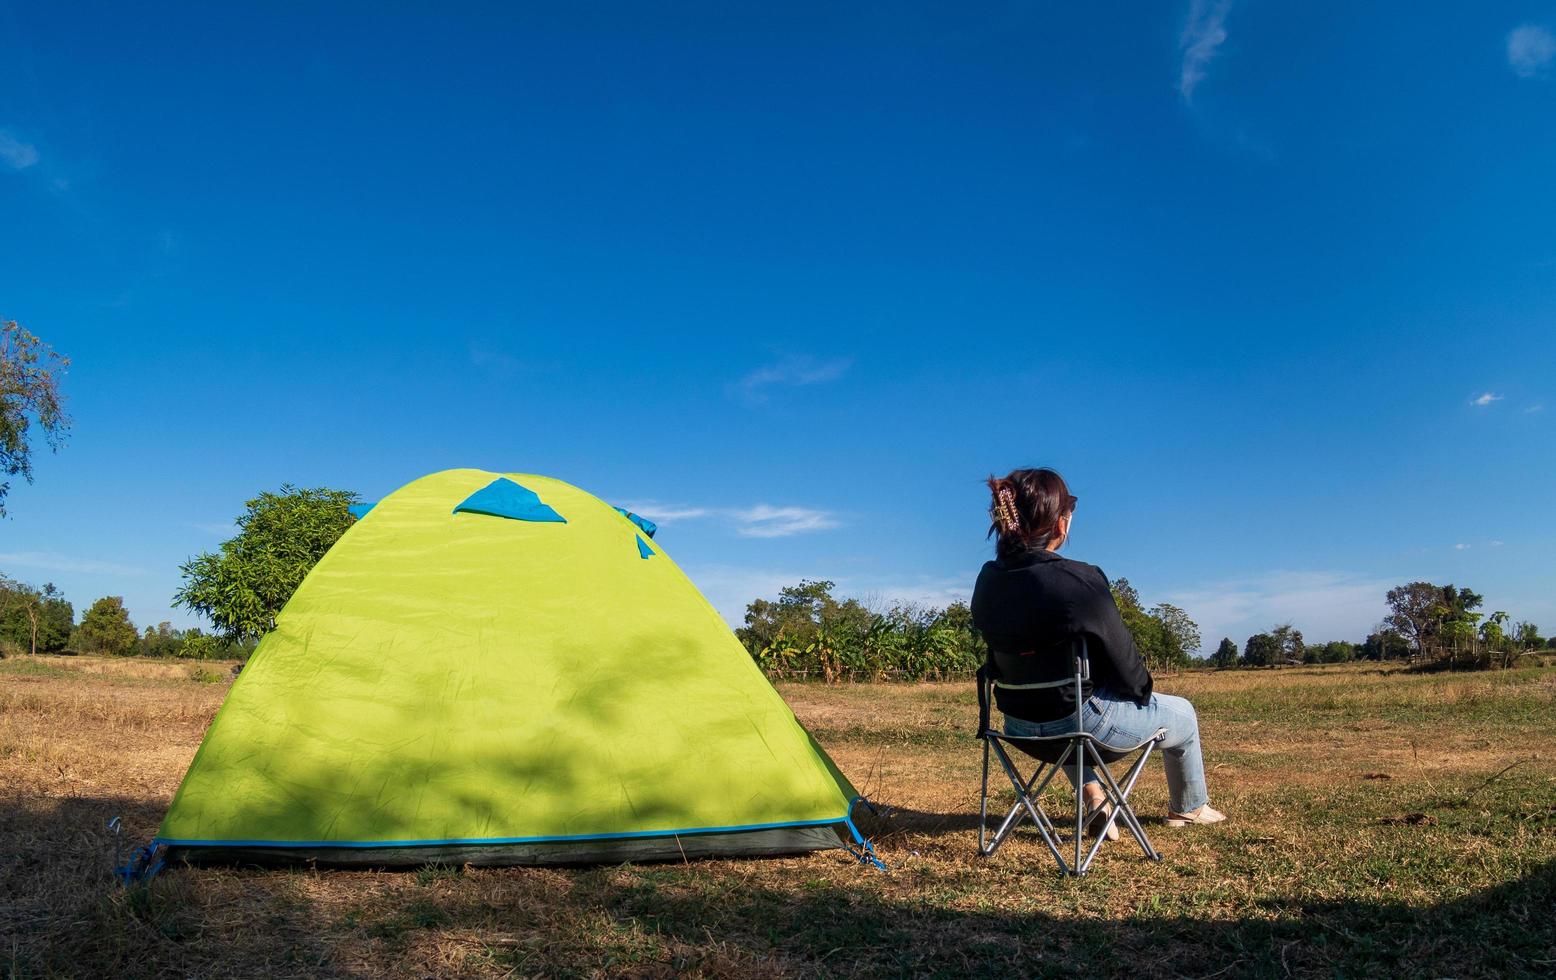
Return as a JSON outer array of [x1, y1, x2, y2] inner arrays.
[[977, 636, 1166, 876]]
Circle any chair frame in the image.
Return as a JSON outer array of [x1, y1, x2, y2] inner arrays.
[[977, 637, 1166, 876]]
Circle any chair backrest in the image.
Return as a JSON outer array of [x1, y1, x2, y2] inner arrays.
[[978, 635, 1090, 737]]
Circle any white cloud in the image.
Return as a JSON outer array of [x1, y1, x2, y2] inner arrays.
[[1471, 392, 1503, 406], [1454, 543, 1471, 550], [1180, 0, 1233, 103], [617, 502, 712, 525], [850, 576, 973, 614], [728, 505, 839, 538], [0, 130, 39, 171], [682, 563, 821, 626], [622, 501, 839, 538], [1490, 540, 1505, 547], [730, 355, 850, 406], [1164, 570, 1394, 650], [0, 552, 149, 577], [1508, 24, 1556, 78], [1526, 404, 1545, 414]]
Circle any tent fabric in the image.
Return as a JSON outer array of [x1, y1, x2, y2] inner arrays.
[[636, 534, 654, 559], [347, 502, 376, 519], [613, 507, 658, 539], [451, 477, 566, 523], [156, 469, 862, 865]]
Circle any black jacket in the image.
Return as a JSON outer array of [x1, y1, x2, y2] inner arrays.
[[970, 549, 1153, 722]]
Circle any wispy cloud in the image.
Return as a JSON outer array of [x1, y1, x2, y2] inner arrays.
[[1471, 391, 1503, 406], [849, 576, 973, 614], [1525, 403, 1545, 414], [1454, 543, 1472, 551], [617, 502, 712, 525], [0, 130, 40, 171], [1490, 540, 1505, 547], [1164, 570, 1394, 650], [0, 551, 149, 577], [1508, 24, 1556, 78], [681, 563, 820, 625], [730, 355, 851, 406], [1179, 0, 1233, 103], [621, 501, 839, 538], [728, 505, 840, 538]]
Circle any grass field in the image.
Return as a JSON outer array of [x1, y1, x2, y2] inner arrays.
[[3, 655, 1554, 978]]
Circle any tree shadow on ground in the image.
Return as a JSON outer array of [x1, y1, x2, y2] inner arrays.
[[7, 788, 1555, 978], [590, 857, 1556, 978]]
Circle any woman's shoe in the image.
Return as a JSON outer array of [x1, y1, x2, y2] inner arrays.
[[1084, 801, 1120, 841], [1165, 804, 1227, 827]]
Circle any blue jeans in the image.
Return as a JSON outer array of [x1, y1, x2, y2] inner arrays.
[[1003, 690, 1209, 814]]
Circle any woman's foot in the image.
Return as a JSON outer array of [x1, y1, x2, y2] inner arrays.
[[1165, 804, 1226, 827], [1084, 800, 1120, 841]]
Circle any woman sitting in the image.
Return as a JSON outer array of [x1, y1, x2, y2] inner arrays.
[[969, 467, 1226, 837]]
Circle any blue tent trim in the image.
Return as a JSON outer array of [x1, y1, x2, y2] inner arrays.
[[636, 535, 654, 559], [151, 812, 859, 849], [348, 502, 376, 519], [613, 507, 657, 538], [453, 478, 566, 523]]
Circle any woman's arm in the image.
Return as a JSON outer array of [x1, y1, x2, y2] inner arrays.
[[1072, 567, 1154, 704]]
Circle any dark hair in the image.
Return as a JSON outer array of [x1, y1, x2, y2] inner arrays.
[[986, 468, 1077, 559]]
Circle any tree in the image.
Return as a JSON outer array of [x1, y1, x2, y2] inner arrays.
[[37, 583, 72, 651], [1210, 637, 1239, 668], [1270, 623, 1304, 665], [1479, 611, 1508, 650], [1315, 640, 1356, 664], [1150, 602, 1201, 667], [1512, 621, 1543, 651], [139, 622, 186, 658], [175, 485, 360, 641], [1111, 578, 1166, 669], [76, 596, 138, 656], [1385, 582, 1448, 658], [0, 321, 70, 517], [0, 577, 72, 655], [1363, 628, 1409, 661], [1242, 631, 1280, 667]]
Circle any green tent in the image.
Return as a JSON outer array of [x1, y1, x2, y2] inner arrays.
[[153, 469, 877, 868]]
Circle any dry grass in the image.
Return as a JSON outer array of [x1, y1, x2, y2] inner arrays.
[[3, 656, 1554, 978]]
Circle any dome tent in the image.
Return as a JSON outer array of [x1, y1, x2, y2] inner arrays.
[[151, 469, 877, 869]]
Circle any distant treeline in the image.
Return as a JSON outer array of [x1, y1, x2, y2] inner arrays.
[[0, 576, 251, 660], [738, 577, 1551, 682], [1206, 581, 1551, 671]]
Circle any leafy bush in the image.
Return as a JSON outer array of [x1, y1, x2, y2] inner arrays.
[[737, 579, 1194, 682], [738, 581, 982, 682], [175, 485, 359, 642]]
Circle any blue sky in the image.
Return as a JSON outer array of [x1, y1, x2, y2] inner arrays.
[[2, 2, 1552, 651]]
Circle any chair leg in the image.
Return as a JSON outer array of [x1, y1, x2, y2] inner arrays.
[[983, 739, 1071, 872], [1087, 740, 1163, 862], [1073, 740, 1086, 875], [978, 737, 991, 855]]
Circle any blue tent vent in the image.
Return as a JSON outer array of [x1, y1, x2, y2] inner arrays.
[[348, 502, 376, 519], [614, 507, 657, 539], [453, 478, 566, 523], [636, 535, 654, 559]]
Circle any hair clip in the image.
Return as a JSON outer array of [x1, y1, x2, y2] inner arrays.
[[995, 485, 1022, 534]]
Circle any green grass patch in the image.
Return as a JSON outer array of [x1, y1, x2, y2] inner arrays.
[[0, 658, 75, 678]]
